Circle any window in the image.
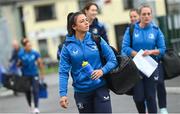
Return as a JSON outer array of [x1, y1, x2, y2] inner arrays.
[[38, 39, 49, 58], [34, 4, 56, 22], [114, 23, 129, 51], [123, 0, 134, 10]]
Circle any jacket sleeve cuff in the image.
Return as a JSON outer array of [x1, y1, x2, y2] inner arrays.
[[159, 49, 165, 56], [127, 49, 132, 56], [60, 92, 67, 97], [102, 67, 108, 75]]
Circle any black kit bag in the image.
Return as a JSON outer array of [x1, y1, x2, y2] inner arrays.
[[14, 76, 31, 92], [105, 55, 142, 95], [3, 74, 31, 92], [119, 24, 137, 96], [162, 49, 180, 80], [3, 73, 16, 90], [92, 34, 141, 95]]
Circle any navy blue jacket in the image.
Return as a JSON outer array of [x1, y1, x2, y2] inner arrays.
[[89, 18, 109, 44]]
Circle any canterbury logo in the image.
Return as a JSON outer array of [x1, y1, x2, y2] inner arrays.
[[103, 96, 110, 100], [134, 33, 139, 37], [77, 102, 84, 109], [72, 50, 78, 55], [91, 45, 98, 50], [154, 76, 159, 80]]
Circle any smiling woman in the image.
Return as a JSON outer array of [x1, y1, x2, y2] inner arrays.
[[58, 11, 117, 113], [82, 2, 109, 44]]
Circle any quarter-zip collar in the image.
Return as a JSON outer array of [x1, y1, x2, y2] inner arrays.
[[65, 32, 92, 44], [135, 21, 156, 30]]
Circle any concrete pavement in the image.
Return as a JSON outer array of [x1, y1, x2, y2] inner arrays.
[[0, 73, 180, 113]]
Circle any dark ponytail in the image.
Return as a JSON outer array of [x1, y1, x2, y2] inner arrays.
[[67, 11, 83, 36], [67, 12, 74, 36]]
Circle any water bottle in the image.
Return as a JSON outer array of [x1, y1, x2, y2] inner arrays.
[[82, 61, 93, 76], [82, 61, 100, 83]]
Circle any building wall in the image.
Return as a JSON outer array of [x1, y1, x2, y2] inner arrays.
[[156, 0, 166, 16], [0, 5, 22, 67], [22, 0, 78, 60], [1, 5, 22, 41], [0, 17, 11, 67]]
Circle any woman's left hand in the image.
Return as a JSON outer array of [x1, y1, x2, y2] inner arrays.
[[91, 69, 103, 80]]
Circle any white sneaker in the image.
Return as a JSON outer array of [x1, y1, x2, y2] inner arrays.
[[33, 108, 40, 114], [160, 108, 168, 114]]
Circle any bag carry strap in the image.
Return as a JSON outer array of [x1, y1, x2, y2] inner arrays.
[[129, 24, 134, 48], [91, 34, 105, 65], [91, 34, 101, 50]]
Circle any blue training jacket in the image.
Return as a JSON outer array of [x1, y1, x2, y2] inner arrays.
[[122, 22, 166, 59], [18, 49, 40, 76], [59, 32, 117, 97]]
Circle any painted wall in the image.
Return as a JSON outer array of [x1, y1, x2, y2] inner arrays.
[[0, 5, 22, 67]]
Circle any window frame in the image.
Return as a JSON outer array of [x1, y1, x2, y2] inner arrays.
[[34, 4, 56, 22], [123, 0, 134, 10], [38, 39, 49, 58]]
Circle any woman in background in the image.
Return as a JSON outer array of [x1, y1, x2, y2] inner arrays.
[[82, 2, 109, 44], [18, 39, 44, 114]]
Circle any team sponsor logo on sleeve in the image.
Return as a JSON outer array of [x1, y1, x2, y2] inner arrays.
[[92, 28, 98, 34]]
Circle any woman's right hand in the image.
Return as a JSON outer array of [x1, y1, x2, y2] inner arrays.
[[59, 96, 69, 109], [131, 50, 137, 57]]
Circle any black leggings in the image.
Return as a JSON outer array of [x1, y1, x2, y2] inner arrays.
[[25, 76, 39, 108]]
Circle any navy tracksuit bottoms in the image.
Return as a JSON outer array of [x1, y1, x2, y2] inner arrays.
[[157, 81, 167, 108], [74, 85, 112, 113], [25, 76, 39, 108], [156, 63, 167, 109], [133, 73, 157, 113]]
